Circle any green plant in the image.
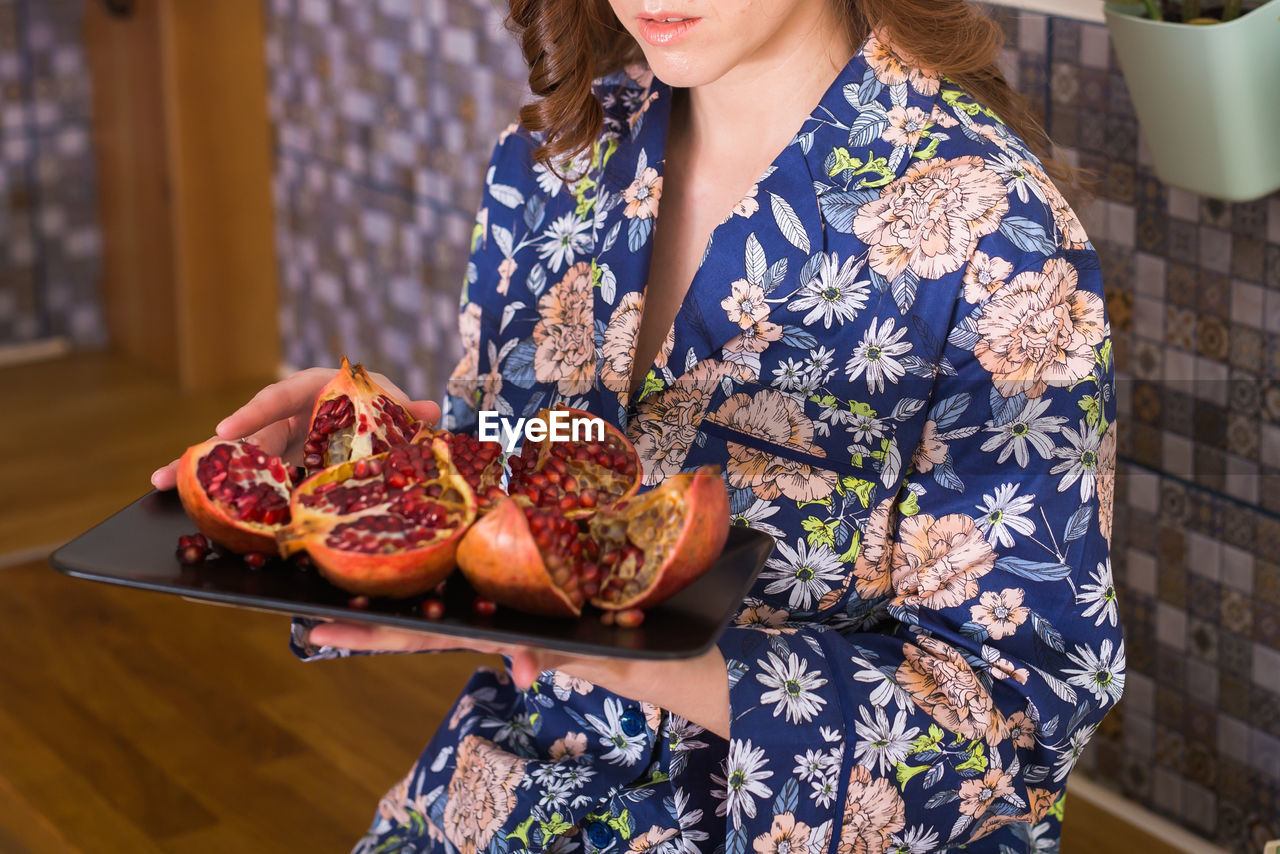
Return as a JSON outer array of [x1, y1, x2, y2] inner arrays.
[[1136, 0, 1255, 21]]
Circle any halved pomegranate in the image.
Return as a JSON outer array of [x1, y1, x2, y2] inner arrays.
[[456, 466, 729, 618], [301, 356, 418, 472], [176, 439, 293, 554], [277, 439, 476, 597], [413, 426, 506, 514], [455, 497, 589, 617], [588, 466, 730, 611], [507, 407, 640, 518]]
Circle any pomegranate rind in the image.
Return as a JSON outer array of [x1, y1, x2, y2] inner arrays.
[[176, 439, 290, 555], [303, 356, 419, 472], [589, 465, 730, 611], [278, 439, 477, 598], [455, 497, 581, 618]]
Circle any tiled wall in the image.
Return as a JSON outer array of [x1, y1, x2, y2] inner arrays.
[[265, 0, 528, 399], [264, 1, 1280, 849], [0, 0, 104, 349], [980, 4, 1280, 850]]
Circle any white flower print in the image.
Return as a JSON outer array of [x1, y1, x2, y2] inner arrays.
[[793, 749, 829, 783], [537, 211, 592, 273], [731, 498, 787, 541], [844, 317, 910, 394], [980, 395, 1066, 467], [803, 345, 838, 385], [668, 787, 709, 854], [984, 150, 1047, 206], [809, 773, 839, 809], [851, 656, 915, 713], [786, 252, 870, 328], [1077, 559, 1120, 628], [583, 698, 647, 766], [890, 825, 942, 854], [973, 482, 1037, 549], [852, 705, 919, 776], [760, 539, 845, 610], [772, 357, 809, 393], [1052, 722, 1097, 782], [756, 650, 830, 724], [1051, 418, 1103, 502], [1063, 637, 1125, 707], [711, 739, 774, 830]]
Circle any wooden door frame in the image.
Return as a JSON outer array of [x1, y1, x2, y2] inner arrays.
[[86, 0, 279, 390]]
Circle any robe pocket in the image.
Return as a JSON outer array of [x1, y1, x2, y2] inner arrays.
[[680, 379, 886, 506]]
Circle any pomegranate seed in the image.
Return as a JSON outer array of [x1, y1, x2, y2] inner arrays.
[[614, 608, 645, 628], [472, 597, 497, 617], [243, 552, 269, 569], [348, 596, 370, 610], [599, 610, 615, 626], [422, 599, 446, 620]]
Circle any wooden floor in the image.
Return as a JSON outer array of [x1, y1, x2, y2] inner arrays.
[[2, 354, 496, 852], [1, 353, 1163, 853]]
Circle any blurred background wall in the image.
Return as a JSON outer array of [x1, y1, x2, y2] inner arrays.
[[983, 7, 1280, 850], [265, 0, 529, 400], [0, 0, 104, 354]]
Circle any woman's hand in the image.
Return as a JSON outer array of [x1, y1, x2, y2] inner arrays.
[[307, 621, 732, 739], [149, 367, 441, 491]]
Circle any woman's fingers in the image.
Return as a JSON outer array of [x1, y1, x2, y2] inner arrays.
[[215, 368, 336, 442], [405, 400, 442, 429], [151, 439, 214, 491]]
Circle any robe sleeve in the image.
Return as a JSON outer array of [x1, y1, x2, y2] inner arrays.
[[289, 126, 534, 662], [710, 240, 1121, 850]]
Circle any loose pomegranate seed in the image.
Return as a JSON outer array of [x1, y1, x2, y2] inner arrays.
[[599, 610, 616, 626], [243, 552, 269, 570], [348, 596, 370, 610], [614, 608, 645, 628], [472, 597, 497, 617], [422, 598, 446, 620]]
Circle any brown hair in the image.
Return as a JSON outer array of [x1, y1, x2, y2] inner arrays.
[[503, 0, 1093, 205]]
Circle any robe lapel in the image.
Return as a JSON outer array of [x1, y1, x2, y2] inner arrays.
[[586, 47, 878, 429]]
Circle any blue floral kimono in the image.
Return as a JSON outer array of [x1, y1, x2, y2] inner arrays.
[[293, 28, 1122, 854]]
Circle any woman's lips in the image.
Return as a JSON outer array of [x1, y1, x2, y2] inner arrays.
[[636, 15, 701, 46]]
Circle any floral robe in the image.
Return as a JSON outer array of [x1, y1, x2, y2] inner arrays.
[[292, 29, 1122, 854]]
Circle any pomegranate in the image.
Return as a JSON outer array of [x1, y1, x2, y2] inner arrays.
[[176, 439, 293, 554], [276, 439, 476, 597], [413, 426, 506, 514], [456, 498, 592, 617], [456, 466, 729, 618], [588, 466, 730, 611], [507, 407, 641, 518], [301, 356, 418, 472], [176, 533, 211, 565]]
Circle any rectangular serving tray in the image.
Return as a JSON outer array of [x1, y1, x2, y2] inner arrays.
[[49, 490, 776, 660]]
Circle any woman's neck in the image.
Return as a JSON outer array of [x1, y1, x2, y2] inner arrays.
[[675, 8, 857, 165]]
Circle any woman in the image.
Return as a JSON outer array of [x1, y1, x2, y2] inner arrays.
[[155, 1, 1122, 851]]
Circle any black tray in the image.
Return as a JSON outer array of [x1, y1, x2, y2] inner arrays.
[[49, 490, 775, 660]]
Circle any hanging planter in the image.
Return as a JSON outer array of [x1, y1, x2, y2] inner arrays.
[[1103, 0, 1280, 201]]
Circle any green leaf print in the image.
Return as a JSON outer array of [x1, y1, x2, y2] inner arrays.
[[895, 760, 930, 788], [955, 742, 988, 773], [838, 529, 862, 564], [541, 814, 574, 838], [801, 516, 838, 550], [898, 492, 920, 517], [841, 476, 876, 509], [508, 817, 536, 846]]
